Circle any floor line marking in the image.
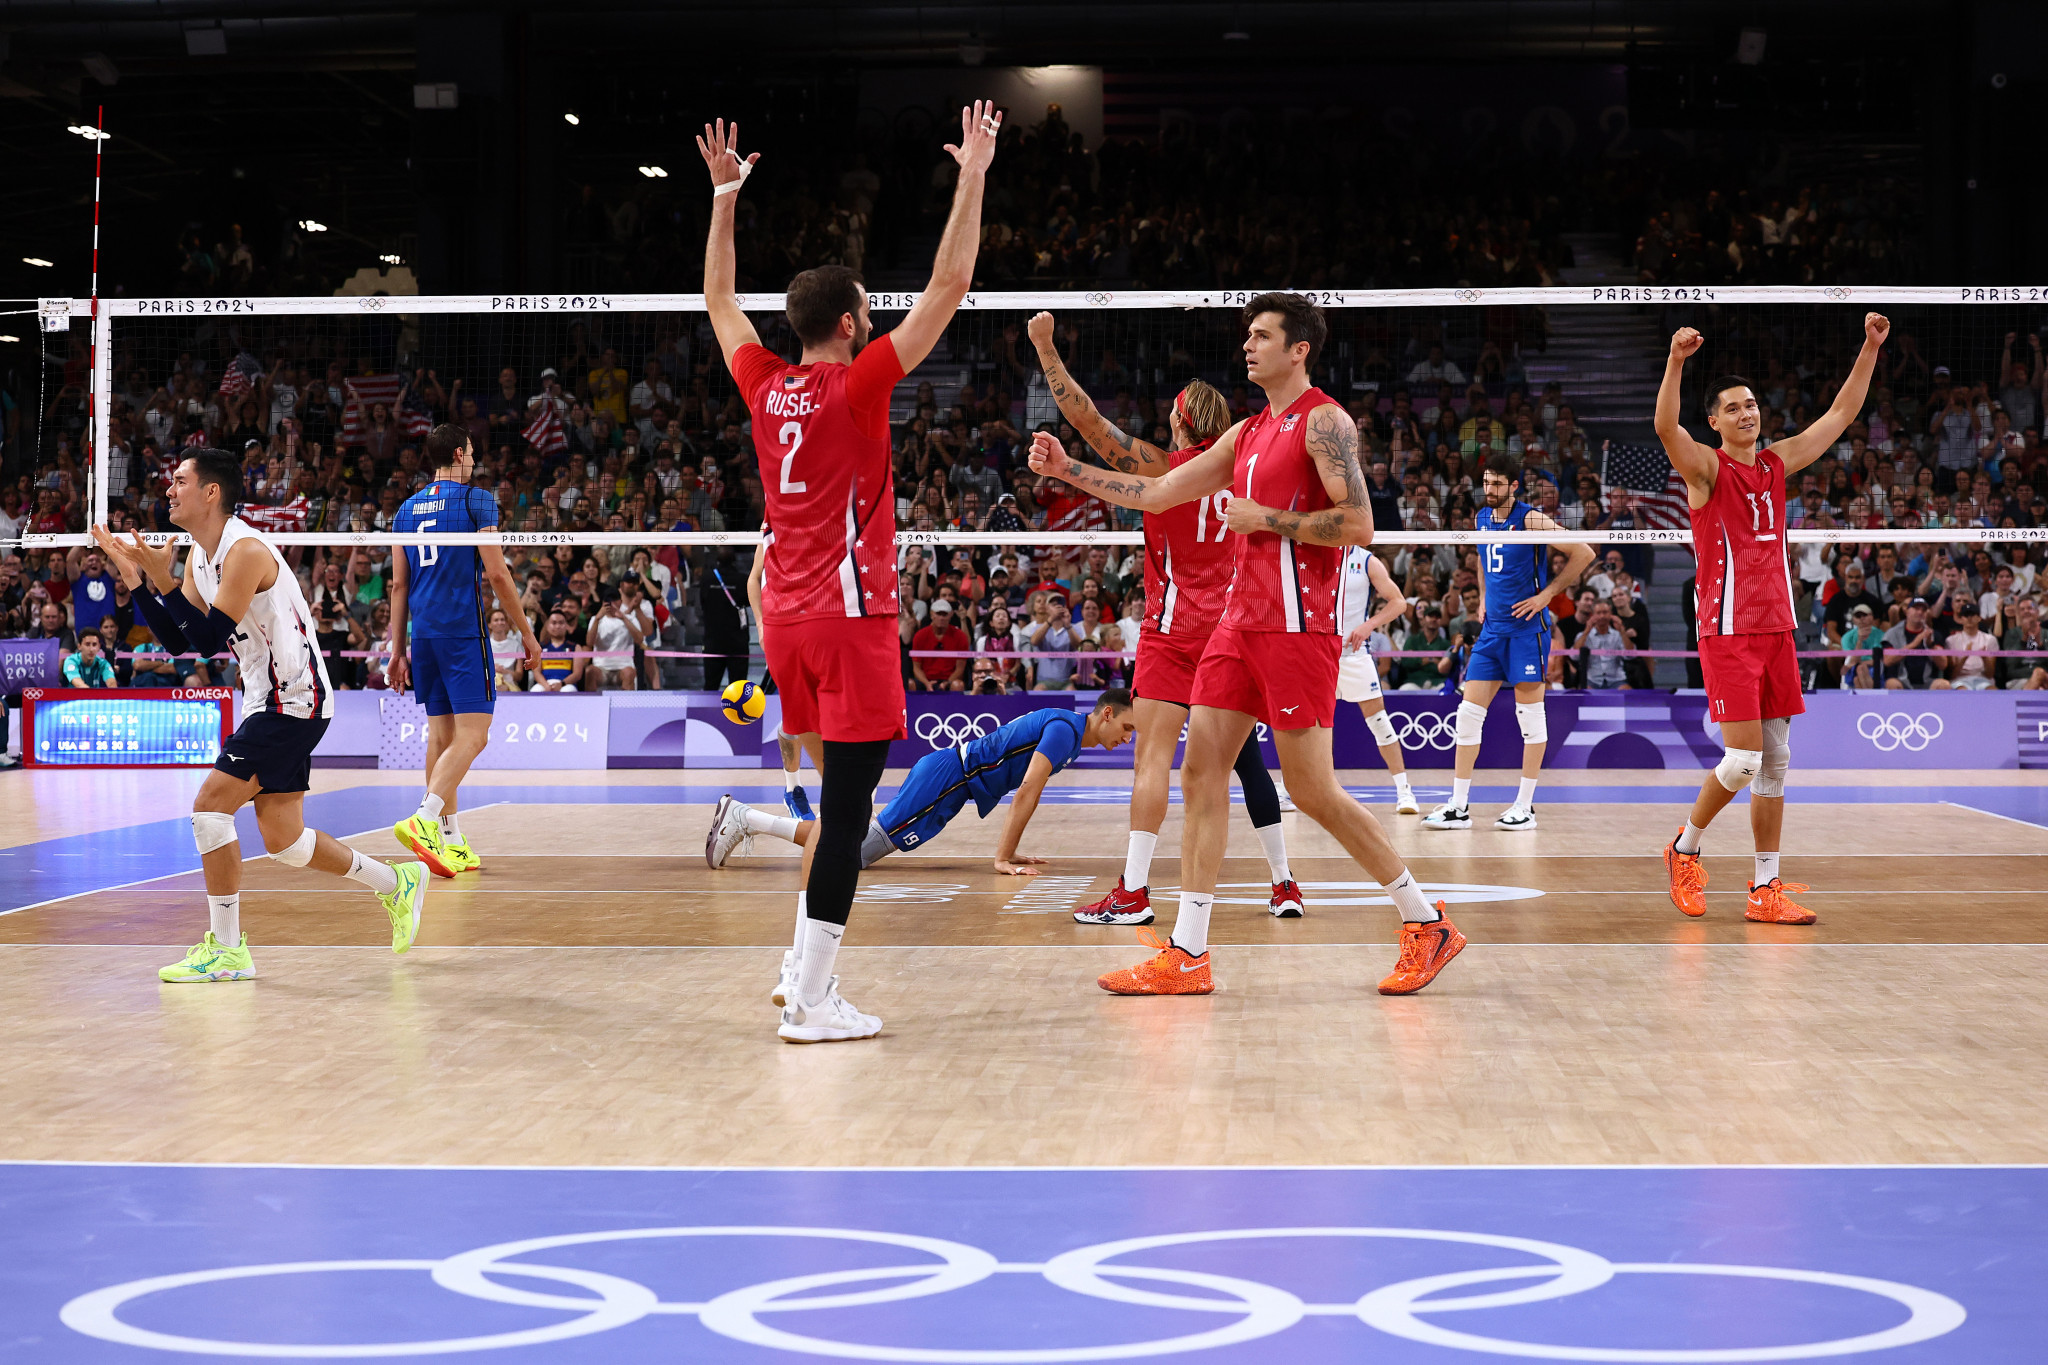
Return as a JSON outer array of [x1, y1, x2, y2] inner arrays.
[[1939, 799, 2048, 832], [4, 941, 2040, 950], [2, 1157, 2041, 1173]]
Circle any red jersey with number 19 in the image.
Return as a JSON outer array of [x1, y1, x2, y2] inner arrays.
[[1221, 387, 1343, 634], [1690, 447, 1797, 638], [1143, 438, 1235, 635], [733, 336, 907, 625]]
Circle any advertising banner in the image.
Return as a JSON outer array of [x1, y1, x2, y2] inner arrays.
[[377, 692, 608, 770], [1773, 690, 2019, 770], [0, 639, 61, 692]]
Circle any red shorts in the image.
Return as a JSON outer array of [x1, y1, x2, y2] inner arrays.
[[762, 614, 906, 743], [1699, 631, 1805, 724], [1190, 625, 1341, 730], [1133, 624, 1212, 708]]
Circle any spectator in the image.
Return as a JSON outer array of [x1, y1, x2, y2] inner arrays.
[[1029, 597, 1079, 690], [1822, 561, 1884, 645], [1836, 603, 1885, 689], [1580, 600, 1631, 689], [1398, 604, 1451, 688], [2000, 596, 2047, 689], [911, 599, 971, 692], [1883, 596, 1945, 690], [584, 588, 642, 691], [1944, 600, 1999, 690], [531, 609, 584, 691]]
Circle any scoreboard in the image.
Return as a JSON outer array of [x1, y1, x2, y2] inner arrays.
[[22, 688, 236, 767]]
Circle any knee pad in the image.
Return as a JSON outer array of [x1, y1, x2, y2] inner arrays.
[[190, 811, 238, 856], [269, 827, 317, 867], [1365, 708, 1399, 748], [1754, 718, 1790, 798], [1455, 700, 1488, 747], [1714, 746, 1763, 794], [1516, 700, 1548, 745]]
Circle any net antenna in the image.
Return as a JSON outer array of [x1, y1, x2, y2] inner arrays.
[[88, 103, 110, 529]]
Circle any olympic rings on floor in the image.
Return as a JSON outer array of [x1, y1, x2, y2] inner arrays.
[[59, 1223, 1968, 1361]]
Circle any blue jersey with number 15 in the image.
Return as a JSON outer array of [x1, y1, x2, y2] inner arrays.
[[1479, 500, 1549, 633], [395, 481, 498, 639]]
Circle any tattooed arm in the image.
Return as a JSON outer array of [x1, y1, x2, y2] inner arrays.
[[1222, 402, 1374, 546], [1028, 429, 1236, 513], [1026, 311, 1174, 475]]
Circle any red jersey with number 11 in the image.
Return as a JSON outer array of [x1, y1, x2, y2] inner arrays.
[[1144, 438, 1235, 635], [1690, 446, 1797, 638], [733, 336, 907, 625]]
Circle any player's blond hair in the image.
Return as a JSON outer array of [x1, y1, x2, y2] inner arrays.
[[1174, 380, 1231, 443]]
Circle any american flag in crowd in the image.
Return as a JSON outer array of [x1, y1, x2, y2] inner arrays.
[[339, 374, 406, 448], [217, 351, 263, 399], [1600, 441, 1691, 529], [522, 399, 567, 456], [398, 387, 434, 438], [1039, 484, 1109, 534], [240, 494, 310, 533]]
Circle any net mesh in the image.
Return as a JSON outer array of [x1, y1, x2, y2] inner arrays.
[[18, 289, 2048, 691]]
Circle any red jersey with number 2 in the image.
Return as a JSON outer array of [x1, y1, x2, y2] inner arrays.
[[1222, 387, 1342, 634], [1690, 447, 1797, 638], [1144, 438, 1235, 635], [733, 336, 907, 625]]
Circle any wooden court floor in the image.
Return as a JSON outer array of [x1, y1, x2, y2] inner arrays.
[[3, 771, 2046, 1172]]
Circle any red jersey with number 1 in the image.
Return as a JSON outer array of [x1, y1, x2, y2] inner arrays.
[[1221, 387, 1343, 634], [1143, 438, 1235, 635], [733, 336, 907, 625], [1690, 446, 1797, 638]]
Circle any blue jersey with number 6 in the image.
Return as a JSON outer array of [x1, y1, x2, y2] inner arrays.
[[1478, 500, 1548, 635], [395, 481, 498, 639]]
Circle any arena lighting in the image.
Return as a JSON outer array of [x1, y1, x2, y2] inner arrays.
[[298, 220, 327, 232], [22, 257, 53, 268], [379, 254, 402, 265], [563, 112, 580, 126], [638, 165, 668, 178], [66, 125, 110, 142], [0, 335, 20, 344]]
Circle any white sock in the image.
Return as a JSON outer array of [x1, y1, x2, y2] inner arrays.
[[1755, 851, 1780, 886], [1386, 869, 1439, 923], [440, 810, 461, 843], [1171, 892, 1214, 957], [208, 893, 240, 944], [1516, 776, 1538, 810], [1394, 771, 1414, 799], [790, 891, 808, 959], [417, 792, 444, 821], [1255, 823, 1290, 882], [1451, 777, 1472, 809], [742, 805, 801, 843], [795, 916, 844, 1007], [346, 849, 399, 896], [784, 768, 799, 792], [1123, 830, 1158, 890], [1675, 821, 1706, 855]]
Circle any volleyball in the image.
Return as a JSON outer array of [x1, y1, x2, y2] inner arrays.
[[721, 680, 766, 725]]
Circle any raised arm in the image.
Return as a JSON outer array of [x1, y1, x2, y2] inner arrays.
[[1028, 427, 1236, 513], [696, 119, 764, 367], [1655, 327, 1723, 501], [1223, 402, 1372, 547], [1515, 509, 1597, 620], [1027, 311, 1172, 475], [1773, 313, 1891, 474], [887, 102, 1001, 371], [479, 544, 542, 673]]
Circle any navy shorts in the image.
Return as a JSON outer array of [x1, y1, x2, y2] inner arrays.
[[863, 748, 972, 861], [1466, 624, 1549, 684], [216, 711, 330, 794], [411, 636, 496, 717]]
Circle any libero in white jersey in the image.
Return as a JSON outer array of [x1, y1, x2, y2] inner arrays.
[[188, 516, 333, 720], [93, 449, 427, 987], [1334, 545, 1419, 813]]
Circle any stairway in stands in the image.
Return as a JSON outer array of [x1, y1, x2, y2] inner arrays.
[[1543, 233, 1695, 686]]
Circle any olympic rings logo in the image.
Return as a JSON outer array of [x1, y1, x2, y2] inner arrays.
[[1391, 712, 1461, 750], [1086, 290, 1116, 306], [1856, 711, 1945, 752], [913, 712, 1002, 750], [59, 1223, 1967, 1360]]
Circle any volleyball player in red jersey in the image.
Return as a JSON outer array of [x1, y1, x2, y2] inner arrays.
[[1027, 313, 1304, 925], [1031, 293, 1463, 997], [1655, 313, 1890, 925], [698, 104, 1000, 1042]]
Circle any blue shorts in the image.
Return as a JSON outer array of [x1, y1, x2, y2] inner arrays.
[[411, 636, 496, 717], [1466, 625, 1549, 684], [874, 749, 972, 854]]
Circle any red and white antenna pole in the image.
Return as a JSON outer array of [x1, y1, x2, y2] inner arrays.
[[86, 103, 106, 527]]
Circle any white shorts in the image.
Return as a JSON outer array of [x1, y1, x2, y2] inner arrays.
[[1336, 650, 1384, 703]]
